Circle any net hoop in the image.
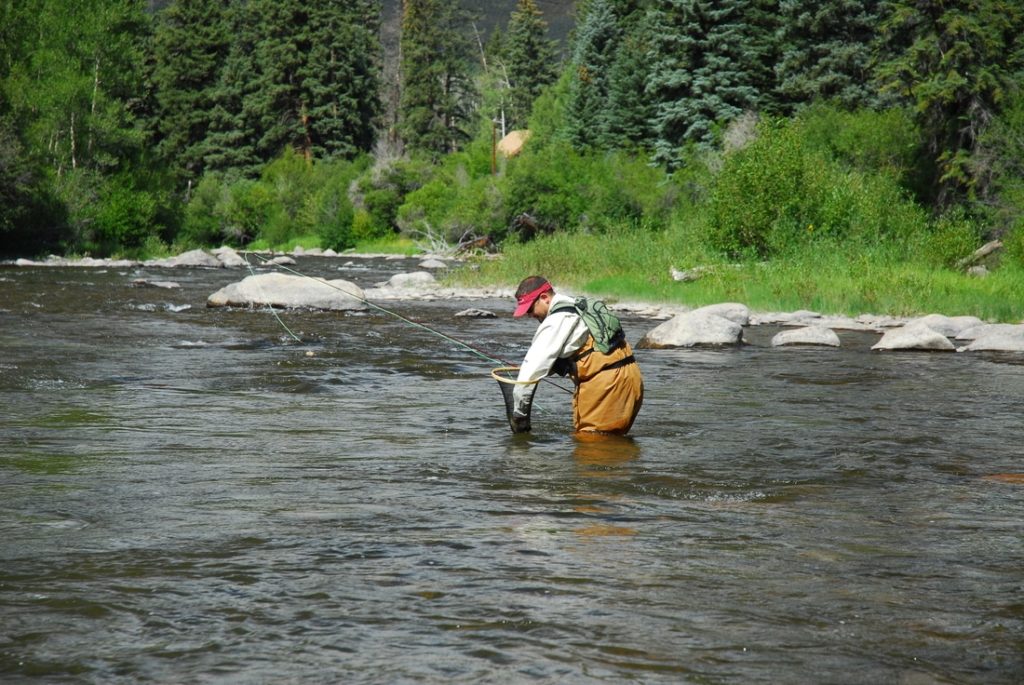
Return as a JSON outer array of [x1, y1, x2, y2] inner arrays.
[[490, 366, 540, 385]]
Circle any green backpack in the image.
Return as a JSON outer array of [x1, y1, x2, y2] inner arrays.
[[551, 296, 626, 354]]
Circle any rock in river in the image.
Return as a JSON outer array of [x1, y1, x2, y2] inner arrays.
[[636, 311, 743, 348], [871, 321, 955, 351], [207, 273, 368, 311], [771, 326, 841, 348]]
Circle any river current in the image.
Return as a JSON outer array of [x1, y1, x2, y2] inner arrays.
[[1, 257, 1022, 684]]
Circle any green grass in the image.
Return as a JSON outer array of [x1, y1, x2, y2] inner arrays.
[[451, 228, 1024, 322]]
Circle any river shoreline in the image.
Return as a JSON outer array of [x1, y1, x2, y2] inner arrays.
[[7, 247, 1024, 352]]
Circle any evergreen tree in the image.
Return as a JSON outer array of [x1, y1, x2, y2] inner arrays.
[[565, 0, 622, 148], [203, 0, 382, 178], [876, 0, 1024, 208], [774, 0, 886, 112], [202, 2, 262, 177], [645, 0, 777, 167], [503, 0, 559, 130], [150, 0, 231, 190], [398, 0, 477, 158], [602, 5, 655, 149]]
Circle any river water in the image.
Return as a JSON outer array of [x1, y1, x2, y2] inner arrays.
[[1, 257, 1022, 684]]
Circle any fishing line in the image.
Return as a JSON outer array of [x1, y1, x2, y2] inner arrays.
[[241, 251, 574, 395], [243, 253, 303, 342]]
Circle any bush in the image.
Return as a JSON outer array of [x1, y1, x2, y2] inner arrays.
[[707, 119, 823, 257], [93, 181, 157, 252], [221, 179, 274, 245], [921, 209, 982, 268], [354, 157, 433, 239], [180, 175, 226, 247], [706, 117, 933, 259], [310, 180, 356, 251]]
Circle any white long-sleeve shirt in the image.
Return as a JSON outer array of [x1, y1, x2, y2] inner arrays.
[[513, 293, 590, 415]]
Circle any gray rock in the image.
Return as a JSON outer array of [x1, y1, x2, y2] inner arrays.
[[909, 314, 983, 338], [212, 247, 247, 268], [207, 273, 368, 311], [455, 308, 496, 318], [383, 271, 437, 288], [146, 249, 224, 268], [691, 302, 750, 326], [771, 326, 841, 348], [418, 258, 449, 270], [267, 256, 297, 266], [955, 323, 1022, 341], [957, 325, 1024, 352], [871, 322, 955, 351], [637, 311, 743, 349]]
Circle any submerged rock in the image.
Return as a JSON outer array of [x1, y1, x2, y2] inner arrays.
[[207, 273, 367, 311], [771, 326, 841, 348], [636, 311, 743, 349]]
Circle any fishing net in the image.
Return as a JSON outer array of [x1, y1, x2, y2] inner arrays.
[[491, 367, 538, 433]]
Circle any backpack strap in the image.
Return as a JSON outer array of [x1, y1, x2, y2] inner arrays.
[[548, 302, 579, 316]]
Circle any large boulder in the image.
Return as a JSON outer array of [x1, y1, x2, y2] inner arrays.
[[871, 321, 955, 351], [771, 326, 841, 348], [207, 273, 368, 311], [636, 311, 743, 349], [691, 302, 750, 326], [382, 271, 438, 289]]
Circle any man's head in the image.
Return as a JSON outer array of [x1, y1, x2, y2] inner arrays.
[[513, 275, 554, 321]]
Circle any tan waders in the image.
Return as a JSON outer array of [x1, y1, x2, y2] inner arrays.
[[570, 338, 643, 434]]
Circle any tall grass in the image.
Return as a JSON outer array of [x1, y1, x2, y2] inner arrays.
[[452, 227, 1024, 322]]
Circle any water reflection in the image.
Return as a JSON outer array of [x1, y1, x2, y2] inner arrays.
[[572, 433, 641, 474]]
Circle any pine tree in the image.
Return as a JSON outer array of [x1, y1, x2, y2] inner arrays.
[[398, 0, 476, 158], [876, 0, 1024, 208], [602, 5, 655, 149], [150, 0, 231, 189], [774, 0, 886, 112], [645, 0, 777, 167], [202, 2, 261, 178], [565, 0, 622, 148], [503, 0, 559, 130], [203, 0, 382, 178]]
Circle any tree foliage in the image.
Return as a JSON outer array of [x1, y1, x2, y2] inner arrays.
[[398, 0, 476, 158], [876, 0, 1024, 208], [503, 0, 560, 130]]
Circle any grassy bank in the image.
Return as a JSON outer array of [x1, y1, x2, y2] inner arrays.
[[451, 229, 1024, 323]]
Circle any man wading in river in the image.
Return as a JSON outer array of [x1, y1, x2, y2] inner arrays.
[[510, 276, 643, 434]]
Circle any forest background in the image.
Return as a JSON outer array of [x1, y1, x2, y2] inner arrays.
[[2, 0, 1024, 319]]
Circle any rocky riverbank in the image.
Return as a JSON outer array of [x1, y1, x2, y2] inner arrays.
[[9, 246, 1024, 352]]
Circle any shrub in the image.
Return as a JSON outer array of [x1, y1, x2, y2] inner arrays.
[[93, 181, 157, 252], [921, 209, 982, 268], [221, 179, 274, 245], [707, 119, 823, 258], [180, 175, 226, 247]]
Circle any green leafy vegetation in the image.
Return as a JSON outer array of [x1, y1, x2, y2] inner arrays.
[[2, 0, 1024, 319]]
